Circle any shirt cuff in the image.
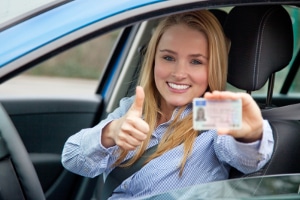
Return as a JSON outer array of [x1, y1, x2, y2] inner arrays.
[[256, 119, 274, 169], [81, 118, 119, 160], [233, 120, 274, 170]]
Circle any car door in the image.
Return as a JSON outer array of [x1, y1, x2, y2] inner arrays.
[[0, 8, 145, 199], [0, 24, 143, 199], [0, 0, 172, 198]]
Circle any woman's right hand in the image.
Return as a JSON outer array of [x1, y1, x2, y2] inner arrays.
[[101, 86, 150, 150]]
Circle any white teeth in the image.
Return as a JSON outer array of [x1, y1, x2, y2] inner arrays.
[[168, 82, 190, 90]]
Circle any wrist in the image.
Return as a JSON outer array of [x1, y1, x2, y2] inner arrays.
[[101, 120, 117, 148], [238, 122, 263, 143]]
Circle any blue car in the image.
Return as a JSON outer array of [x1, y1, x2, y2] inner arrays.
[[0, 0, 300, 199]]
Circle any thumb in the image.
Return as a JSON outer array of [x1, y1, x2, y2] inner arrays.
[[130, 86, 145, 117]]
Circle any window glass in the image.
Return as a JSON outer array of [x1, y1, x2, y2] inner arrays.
[[290, 66, 300, 94], [287, 6, 300, 94], [0, 29, 120, 96]]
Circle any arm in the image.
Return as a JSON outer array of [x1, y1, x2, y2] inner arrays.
[[214, 120, 274, 174], [62, 86, 150, 177], [61, 96, 134, 178], [205, 91, 274, 173], [61, 121, 117, 178]]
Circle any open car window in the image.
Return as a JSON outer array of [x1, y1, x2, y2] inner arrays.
[[0, 29, 121, 96]]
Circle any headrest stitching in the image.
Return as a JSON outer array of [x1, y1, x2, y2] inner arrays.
[[253, 7, 275, 90]]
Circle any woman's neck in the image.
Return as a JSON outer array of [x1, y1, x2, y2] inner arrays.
[[157, 103, 175, 125]]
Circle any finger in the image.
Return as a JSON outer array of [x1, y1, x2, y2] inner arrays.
[[122, 117, 149, 140], [217, 128, 239, 135], [205, 90, 241, 100], [217, 128, 242, 139], [129, 86, 145, 117], [117, 140, 138, 151], [117, 132, 144, 149], [216, 128, 230, 135], [122, 133, 143, 146]]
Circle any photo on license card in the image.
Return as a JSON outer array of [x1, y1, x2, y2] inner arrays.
[[193, 98, 242, 130]]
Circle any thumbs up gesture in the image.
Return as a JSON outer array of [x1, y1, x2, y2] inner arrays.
[[102, 86, 150, 150]]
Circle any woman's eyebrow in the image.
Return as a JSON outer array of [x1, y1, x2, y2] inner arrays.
[[159, 49, 208, 60], [159, 49, 176, 54], [190, 54, 208, 60]]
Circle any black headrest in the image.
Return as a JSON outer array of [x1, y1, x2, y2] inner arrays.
[[224, 5, 293, 91], [209, 9, 228, 28]]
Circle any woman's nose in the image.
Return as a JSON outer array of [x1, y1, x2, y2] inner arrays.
[[171, 62, 187, 79]]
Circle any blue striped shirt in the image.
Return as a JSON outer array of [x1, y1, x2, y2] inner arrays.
[[61, 96, 274, 199]]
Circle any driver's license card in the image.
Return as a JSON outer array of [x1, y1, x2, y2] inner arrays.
[[193, 98, 242, 130]]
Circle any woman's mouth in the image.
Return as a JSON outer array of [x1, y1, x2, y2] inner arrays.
[[167, 82, 190, 90]]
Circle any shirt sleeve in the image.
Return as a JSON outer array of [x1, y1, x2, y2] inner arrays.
[[214, 120, 274, 174], [61, 96, 134, 178]]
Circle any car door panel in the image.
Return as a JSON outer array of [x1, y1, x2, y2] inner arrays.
[[0, 95, 104, 199]]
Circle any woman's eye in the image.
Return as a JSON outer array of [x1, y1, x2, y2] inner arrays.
[[191, 59, 202, 65], [163, 56, 174, 61]]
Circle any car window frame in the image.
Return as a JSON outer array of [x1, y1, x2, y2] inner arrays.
[[0, 0, 70, 32]]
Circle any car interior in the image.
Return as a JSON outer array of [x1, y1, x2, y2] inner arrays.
[[0, 2, 300, 200], [95, 4, 300, 199], [223, 5, 300, 179]]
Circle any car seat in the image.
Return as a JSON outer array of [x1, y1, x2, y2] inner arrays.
[[224, 5, 300, 178], [209, 9, 228, 28]]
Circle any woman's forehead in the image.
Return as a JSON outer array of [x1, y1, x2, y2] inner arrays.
[[157, 24, 208, 56]]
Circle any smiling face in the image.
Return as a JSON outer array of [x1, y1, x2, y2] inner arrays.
[[154, 24, 209, 112]]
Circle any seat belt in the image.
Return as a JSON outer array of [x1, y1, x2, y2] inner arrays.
[[261, 103, 300, 120], [101, 103, 300, 199], [101, 145, 158, 200]]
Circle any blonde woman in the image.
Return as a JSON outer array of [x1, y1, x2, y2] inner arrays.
[[62, 10, 273, 199]]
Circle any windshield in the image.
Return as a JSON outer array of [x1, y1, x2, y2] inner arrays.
[[0, 0, 68, 30], [143, 174, 300, 199]]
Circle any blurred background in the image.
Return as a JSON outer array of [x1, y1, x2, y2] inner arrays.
[[0, 30, 120, 95]]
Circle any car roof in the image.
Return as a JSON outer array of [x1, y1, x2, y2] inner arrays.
[[0, 0, 299, 82]]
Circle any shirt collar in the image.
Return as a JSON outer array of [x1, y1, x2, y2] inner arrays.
[[171, 103, 193, 120]]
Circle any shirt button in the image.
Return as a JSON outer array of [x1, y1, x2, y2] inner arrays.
[[122, 183, 128, 190], [258, 154, 263, 161]]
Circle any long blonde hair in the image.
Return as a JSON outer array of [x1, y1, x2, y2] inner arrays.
[[115, 10, 228, 176]]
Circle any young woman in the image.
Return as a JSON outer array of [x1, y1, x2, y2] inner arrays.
[[62, 10, 274, 199]]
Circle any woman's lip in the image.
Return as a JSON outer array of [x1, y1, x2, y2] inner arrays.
[[167, 82, 191, 90]]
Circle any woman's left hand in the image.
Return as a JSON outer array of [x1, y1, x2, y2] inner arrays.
[[204, 91, 263, 143]]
